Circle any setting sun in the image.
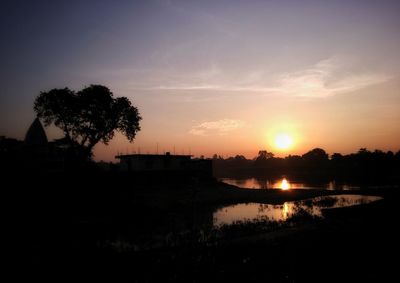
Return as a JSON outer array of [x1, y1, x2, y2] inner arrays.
[[274, 133, 293, 150]]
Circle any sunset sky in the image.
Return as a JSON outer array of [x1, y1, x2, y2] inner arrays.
[[1, 0, 399, 161]]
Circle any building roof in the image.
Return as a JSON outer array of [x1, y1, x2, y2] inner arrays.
[[24, 118, 48, 145]]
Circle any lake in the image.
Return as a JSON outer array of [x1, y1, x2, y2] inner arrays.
[[220, 177, 360, 190], [213, 194, 382, 226]]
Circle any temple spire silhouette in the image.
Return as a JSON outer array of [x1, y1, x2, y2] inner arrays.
[[24, 117, 48, 146]]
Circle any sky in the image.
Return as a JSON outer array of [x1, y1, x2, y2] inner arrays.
[[1, 0, 399, 161]]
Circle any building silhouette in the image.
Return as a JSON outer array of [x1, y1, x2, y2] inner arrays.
[[116, 152, 213, 178], [24, 118, 48, 146]]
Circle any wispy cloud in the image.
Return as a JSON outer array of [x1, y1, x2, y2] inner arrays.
[[189, 119, 245, 136], [149, 84, 279, 92], [132, 57, 390, 98], [93, 57, 391, 99], [275, 57, 390, 97]]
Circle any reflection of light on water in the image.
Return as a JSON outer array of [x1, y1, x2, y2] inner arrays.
[[213, 195, 383, 226], [282, 202, 290, 219], [220, 177, 362, 190], [268, 178, 292, 190], [280, 178, 291, 190]]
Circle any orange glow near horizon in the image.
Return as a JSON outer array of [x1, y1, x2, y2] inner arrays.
[[264, 122, 301, 156], [91, 120, 399, 162]]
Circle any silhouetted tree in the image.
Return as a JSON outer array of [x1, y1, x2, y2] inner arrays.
[[234, 155, 247, 161], [254, 150, 274, 168], [301, 148, 329, 173], [230, 155, 249, 167], [212, 154, 224, 160], [284, 155, 303, 170], [212, 147, 400, 181], [331, 153, 343, 161], [256, 150, 274, 161], [34, 85, 141, 160], [302, 148, 328, 163]]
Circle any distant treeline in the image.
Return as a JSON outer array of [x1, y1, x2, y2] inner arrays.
[[212, 148, 400, 182]]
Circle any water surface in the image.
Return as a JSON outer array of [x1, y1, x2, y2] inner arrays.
[[221, 177, 360, 190], [213, 195, 382, 226]]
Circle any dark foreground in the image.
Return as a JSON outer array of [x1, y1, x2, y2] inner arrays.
[[7, 172, 400, 282]]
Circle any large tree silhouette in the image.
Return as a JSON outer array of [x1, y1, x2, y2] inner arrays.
[[34, 84, 141, 159]]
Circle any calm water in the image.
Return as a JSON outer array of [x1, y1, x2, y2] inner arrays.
[[220, 177, 360, 190], [213, 195, 382, 226]]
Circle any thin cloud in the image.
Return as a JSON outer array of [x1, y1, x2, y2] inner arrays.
[[189, 119, 245, 136], [99, 57, 391, 99], [150, 84, 280, 92], [275, 57, 391, 97]]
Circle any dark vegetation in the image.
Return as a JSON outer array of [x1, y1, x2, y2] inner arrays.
[[34, 84, 141, 160], [1, 84, 141, 171], [213, 147, 400, 184]]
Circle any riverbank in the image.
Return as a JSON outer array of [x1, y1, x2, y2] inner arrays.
[[91, 184, 398, 282], [8, 173, 399, 282]]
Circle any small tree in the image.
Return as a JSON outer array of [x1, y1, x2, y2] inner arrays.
[[256, 150, 274, 161], [254, 150, 274, 167], [302, 148, 329, 169], [302, 148, 329, 162], [34, 84, 141, 160]]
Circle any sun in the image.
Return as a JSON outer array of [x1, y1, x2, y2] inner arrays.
[[274, 133, 293, 150]]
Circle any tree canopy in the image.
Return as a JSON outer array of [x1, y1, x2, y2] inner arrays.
[[34, 84, 141, 159], [302, 148, 329, 162]]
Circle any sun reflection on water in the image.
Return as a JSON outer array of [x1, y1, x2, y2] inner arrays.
[[282, 202, 290, 219], [279, 178, 291, 190]]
